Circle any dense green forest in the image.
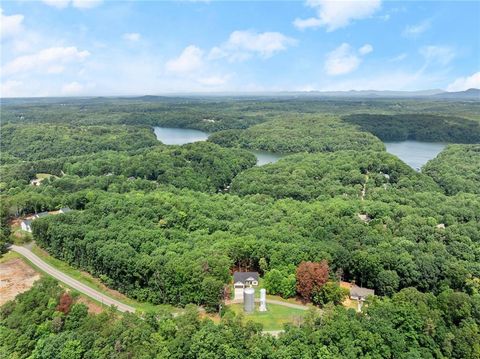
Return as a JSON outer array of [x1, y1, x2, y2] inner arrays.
[[231, 151, 439, 200], [1, 278, 479, 358], [1, 97, 480, 357], [1, 142, 255, 193], [0, 124, 158, 164], [343, 114, 480, 142], [423, 144, 480, 195], [209, 116, 385, 153], [31, 186, 480, 307]]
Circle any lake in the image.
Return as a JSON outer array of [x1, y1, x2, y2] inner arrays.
[[249, 150, 284, 166], [384, 141, 446, 171], [153, 127, 209, 145], [153, 127, 283, 165]]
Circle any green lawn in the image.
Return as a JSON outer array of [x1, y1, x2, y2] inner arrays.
[[228, 303, 306, 331], [30, 244, 176, 314]]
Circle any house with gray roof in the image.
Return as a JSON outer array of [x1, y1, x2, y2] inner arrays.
[[233, 272, 259, 287], [350, 285, 375, 301], [233, 271, 259, 301]]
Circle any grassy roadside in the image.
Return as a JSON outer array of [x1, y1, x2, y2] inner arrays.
[[28, 243, 177, 314], [0, 251, 21, 264]]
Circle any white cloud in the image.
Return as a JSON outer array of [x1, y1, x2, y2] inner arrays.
[[0, 80, 23, 97], [403, 19, 431, 37], [446, 72, 480, 91], [325, 43, 372, 76], [1, 8, 24, 40], [294, 0, 382, 31], [359, 44, 373, 55], [41, 0, 102, 9], [61, 81, 84, 95], [41, 0, 70, 8], [420, 45, 455, 66], [197, 74, 231, 86], [292, 17, 322, 30], [389, 53, 407, 62], [72, 0, 103, 9], [165, 45, 204, 74], [209, 30, 296, 61], [2, 46, 90, 76], [123, 33, 141, 42]]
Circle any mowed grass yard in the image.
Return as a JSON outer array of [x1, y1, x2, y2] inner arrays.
[[228, 303, 306, 331]]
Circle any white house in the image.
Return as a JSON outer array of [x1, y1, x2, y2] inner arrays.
[[20, 212, 49, 233], [30, 179, 42, 186], [233, 272, 259, 301], [20, 219, 32, 233], [350, 285, 375, 312], [59, 207, 71, 214]]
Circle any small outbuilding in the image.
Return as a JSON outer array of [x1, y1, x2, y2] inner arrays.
[[59, 207, 72, 214]]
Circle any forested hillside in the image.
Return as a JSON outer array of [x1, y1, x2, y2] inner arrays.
[[1, 97, 480, 358], [231, 151, 439, 200], [31, 187, 480, 307], [423, 144, 480, 195], [209, 116, 385, 153], [0, 124, 158, 164], [343, 114, 480, 142], [1, 142, 256, 194]]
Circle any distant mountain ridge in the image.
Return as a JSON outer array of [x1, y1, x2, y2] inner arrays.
[[1, 89, 479, 101], [430, 88, 480, 100]]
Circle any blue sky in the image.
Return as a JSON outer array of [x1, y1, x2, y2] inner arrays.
[[1, 0, 479, 96]]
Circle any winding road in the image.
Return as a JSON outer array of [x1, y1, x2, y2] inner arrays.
[[10, 245, 135, 313], [10, 244, 311, 321]]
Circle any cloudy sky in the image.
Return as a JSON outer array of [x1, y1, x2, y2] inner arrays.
[[1, 0, 479, 97]]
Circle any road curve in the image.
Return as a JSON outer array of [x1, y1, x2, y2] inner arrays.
[[10, 245, 135, 313]]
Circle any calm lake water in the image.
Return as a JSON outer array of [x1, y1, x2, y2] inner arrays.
[[153, 127, 209, 145], [249, 150, 284, 166], [153, 127, 283, 165], [385, 141, 446, 171]]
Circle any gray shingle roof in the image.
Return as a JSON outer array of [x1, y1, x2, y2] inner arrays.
[[233, 271, 259, 284], [350, 285, 375, 298]]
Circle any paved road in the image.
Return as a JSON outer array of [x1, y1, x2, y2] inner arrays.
[[11, 245, 135, 313]]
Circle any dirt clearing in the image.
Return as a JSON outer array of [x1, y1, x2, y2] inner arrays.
[[0, 258, 41, 305]]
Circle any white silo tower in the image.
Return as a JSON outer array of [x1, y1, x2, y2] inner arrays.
[[259, 288, 267, 312], [243, 287, 255, 313]]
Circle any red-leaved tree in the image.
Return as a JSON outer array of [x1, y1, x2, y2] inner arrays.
[[56, 292, 73, 314], [296, 260, 329, 301]]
